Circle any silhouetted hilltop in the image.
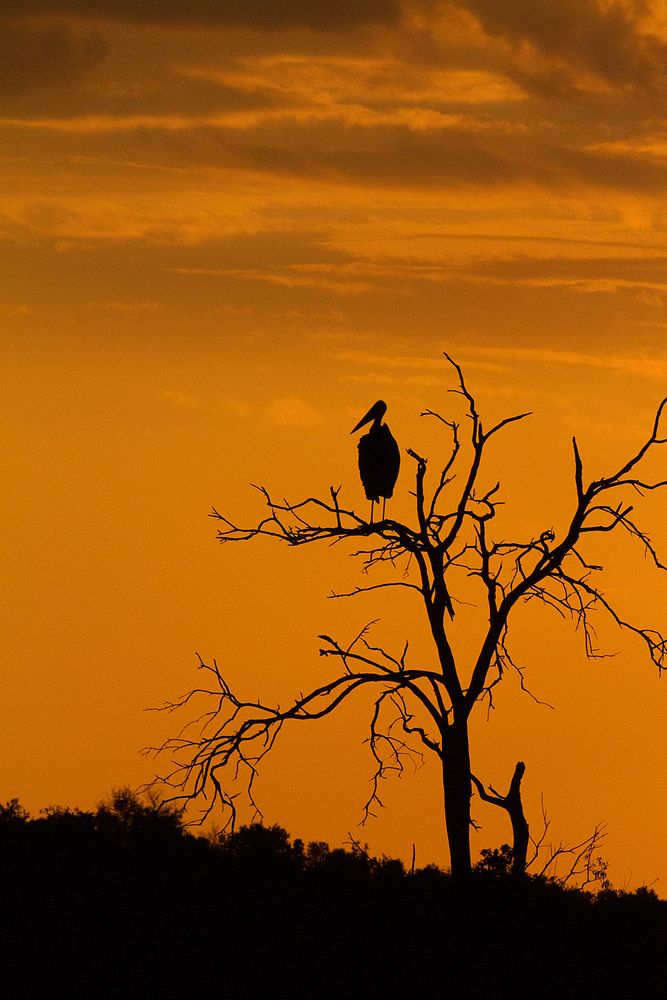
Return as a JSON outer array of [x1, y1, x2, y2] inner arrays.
[[1, 791, 665, 998]]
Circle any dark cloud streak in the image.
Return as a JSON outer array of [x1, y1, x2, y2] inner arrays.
[[0, 70, 290, 120], [468, 255, 667, 283], [17, 0, 401, 30], [162, 120, 667, 195], [0, 19, 107, 94], [5, 114, 667, 198], [457, 0, 667, 92]]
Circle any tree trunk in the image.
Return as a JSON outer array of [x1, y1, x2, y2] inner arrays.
[[442, 721, 472, 880], [470, 760, 529, 878], [507, 762, 529, 879]]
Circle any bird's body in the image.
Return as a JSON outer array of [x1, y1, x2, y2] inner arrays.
[[356, 423, 400, 502], [351, 400, 400, 519]]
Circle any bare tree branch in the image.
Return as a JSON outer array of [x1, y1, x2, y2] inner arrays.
[[528, 802, 609, 890]]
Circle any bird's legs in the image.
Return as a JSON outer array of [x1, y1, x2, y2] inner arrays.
[[381, 497, 387, 521], [369, 499, 375, 523]]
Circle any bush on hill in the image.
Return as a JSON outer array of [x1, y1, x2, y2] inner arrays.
[[1, 790, 665, 998]]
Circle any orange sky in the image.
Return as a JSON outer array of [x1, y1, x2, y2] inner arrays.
[[3, 1, 667, 890]]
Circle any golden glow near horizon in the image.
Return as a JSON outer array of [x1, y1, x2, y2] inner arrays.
[[3, 1, 667, 889]]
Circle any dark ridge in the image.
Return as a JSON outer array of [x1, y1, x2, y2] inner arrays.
[[1, 791, 666, 999]]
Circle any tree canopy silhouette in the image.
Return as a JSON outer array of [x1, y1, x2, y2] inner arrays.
[[3, 792, 666, 997], [151, 355, 667, 880]]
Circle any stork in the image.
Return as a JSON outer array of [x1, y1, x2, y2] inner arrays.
[[351, 400, 400, 522]]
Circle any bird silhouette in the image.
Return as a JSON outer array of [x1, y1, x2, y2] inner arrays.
[[351, 400, 400, 521]]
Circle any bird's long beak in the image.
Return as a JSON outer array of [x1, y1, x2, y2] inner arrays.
[[351, 401, 383, 434]]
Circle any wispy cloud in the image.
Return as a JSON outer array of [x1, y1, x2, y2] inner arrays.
[[457, 345, 667, 379], [0, 303, 32, 316], [161, 389, 201, 408], [336, 346, 667, 381], [88, 300, 162, 311], [266, 395, 322, 428], [172, 266, 372, 295]]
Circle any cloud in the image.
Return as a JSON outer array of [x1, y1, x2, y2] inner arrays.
[[0, 303, 32, 317], [337, 345, 667, 382], [456, 343, 667, 380], [20, 0, 401, 30], [0, 19, 107, 96], [334, 349, 516, 389], [135, 117, 667, 195], [3, 3, 666, 205], [456, 0, 667, 94], [266, 395, 322, 428], [7, 88, 661, 201], [464, 253, 667, 290], [87, 299, 162, 311], [172, 266, 372, 296], [207, 55, 526, 109], [0, 68, 291, 122], [162, 389, 200, 408]]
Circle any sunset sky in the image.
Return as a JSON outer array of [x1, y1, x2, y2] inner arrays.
[[3, 1, 667, 889]]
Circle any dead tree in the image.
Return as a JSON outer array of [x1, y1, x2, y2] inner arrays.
[[149, 355, 667, 881], [471, 762, 529, 878]]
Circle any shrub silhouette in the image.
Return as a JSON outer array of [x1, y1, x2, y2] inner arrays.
[[1, 791, 665, 998]]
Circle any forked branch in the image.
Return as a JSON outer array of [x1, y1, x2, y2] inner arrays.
[[145, 630, 446, 828], [472, 761, 529, 877]]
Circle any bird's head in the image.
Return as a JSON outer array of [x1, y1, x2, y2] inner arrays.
[[351, 399, 387, 434]]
